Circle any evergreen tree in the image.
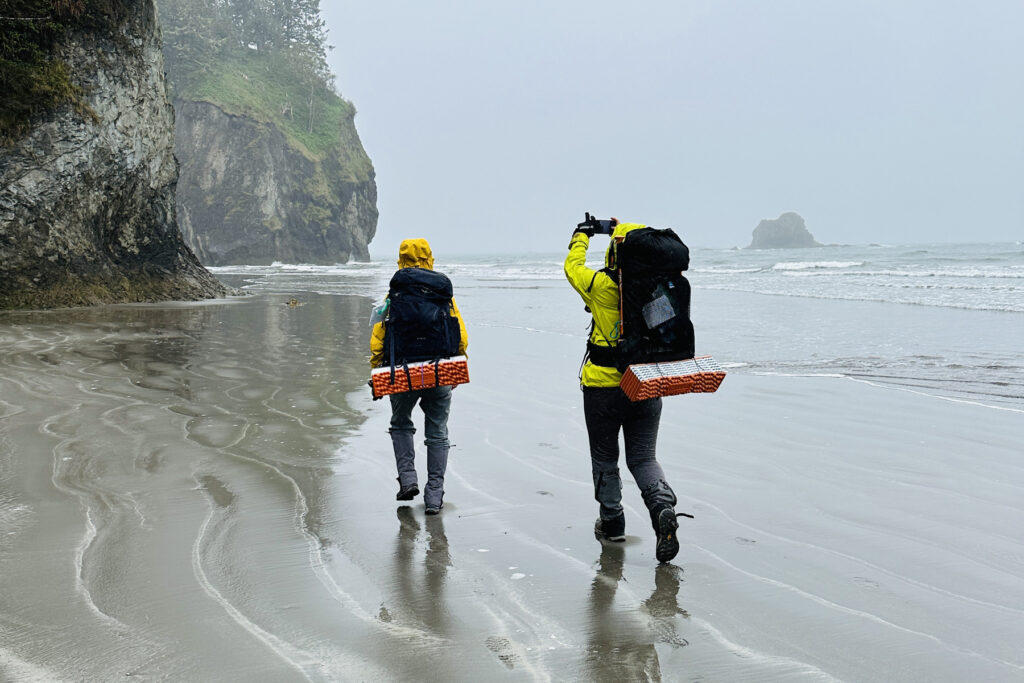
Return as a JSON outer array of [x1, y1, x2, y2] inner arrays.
[[159, 0, 230, 88]]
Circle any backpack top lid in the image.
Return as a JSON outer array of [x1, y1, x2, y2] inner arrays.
[[614, 227, 690, 274], [388, 266, 453, 299]]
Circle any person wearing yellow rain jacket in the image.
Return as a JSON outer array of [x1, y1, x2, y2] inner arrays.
[[565, 219, 681, 563], [371, 238, 468, 514]]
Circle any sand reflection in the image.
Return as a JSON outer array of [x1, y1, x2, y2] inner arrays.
[[387, 506, 452, 635], [585, 544, 690, 681]]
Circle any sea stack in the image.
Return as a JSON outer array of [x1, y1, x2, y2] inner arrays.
[[157, 1, 378, 266], [747, 212, 821, 249], [171, 100, 377, 266], [0, 0, 228, 310]]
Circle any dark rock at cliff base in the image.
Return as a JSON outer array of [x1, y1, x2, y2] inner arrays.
[[173, 100, 377, 266], [0, 0, 229, 310], [746, 212, 821, 249]]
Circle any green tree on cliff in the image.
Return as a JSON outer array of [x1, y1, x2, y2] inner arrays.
[[160, 0, 331, 88], [158, 0, 358, 159]]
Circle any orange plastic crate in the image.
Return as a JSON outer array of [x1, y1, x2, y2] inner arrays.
[[620, 356, 726, 401], [371, 356, 470, 398]]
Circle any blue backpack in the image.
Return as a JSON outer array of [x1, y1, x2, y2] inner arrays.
[[383, 267, 461, 377]]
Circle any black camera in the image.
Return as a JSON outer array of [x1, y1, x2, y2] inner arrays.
[[578, 212, 617, 235]]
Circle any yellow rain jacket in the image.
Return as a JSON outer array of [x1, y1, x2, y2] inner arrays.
[[564, 222, 647, 387], [370, 238, 468, 368]]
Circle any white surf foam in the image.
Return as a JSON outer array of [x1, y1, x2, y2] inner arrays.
[[771, 261, 864, 271]]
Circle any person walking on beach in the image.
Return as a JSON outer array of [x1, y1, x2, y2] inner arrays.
[[371, 238, 468, 514], [564, 218, 682, 563]]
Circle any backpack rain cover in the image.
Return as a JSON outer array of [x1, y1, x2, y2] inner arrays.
[[614, 227, 695, 370]]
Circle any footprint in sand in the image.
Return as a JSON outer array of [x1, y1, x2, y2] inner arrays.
[[485, 636, 518, 670]]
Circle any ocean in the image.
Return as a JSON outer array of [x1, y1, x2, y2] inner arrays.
[[211, 241, 1024, 411]]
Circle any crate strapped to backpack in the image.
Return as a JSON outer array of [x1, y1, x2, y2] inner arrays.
[[378, 267, 468, 396]]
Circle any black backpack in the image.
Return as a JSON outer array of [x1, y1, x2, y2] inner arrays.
[[383, 267, 461, 372], [610, 227, 694, 371]]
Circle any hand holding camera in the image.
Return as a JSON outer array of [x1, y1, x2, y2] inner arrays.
[[575, 212, 618, 238]]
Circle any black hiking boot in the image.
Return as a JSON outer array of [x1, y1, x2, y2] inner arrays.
[[425, 502, 443, 516], [650, 507, 695, 563], [653, 506, 680, 563], [594, 513, 626, 542], [396, 481, 420, 501]]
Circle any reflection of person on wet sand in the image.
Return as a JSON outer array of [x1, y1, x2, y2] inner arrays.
[[642, 565, 690, 649], [386, 506, 452, 635], [423, 513, 451, 600], [585, 543, 660, 680], [585, 544, 690, 681]]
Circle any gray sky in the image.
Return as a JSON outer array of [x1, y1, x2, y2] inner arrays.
[[323, 0, 1023, 256]]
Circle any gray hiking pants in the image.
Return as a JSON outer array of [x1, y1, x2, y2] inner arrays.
[[389, 385, 452, 507], [583, 387, 676, 524]]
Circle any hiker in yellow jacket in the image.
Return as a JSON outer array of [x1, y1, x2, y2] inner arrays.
[[371, 238, 467, 514], [565, 219, 681, 563]]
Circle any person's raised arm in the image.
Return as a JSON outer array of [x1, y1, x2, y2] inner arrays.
[[564, 227, 597, 305]]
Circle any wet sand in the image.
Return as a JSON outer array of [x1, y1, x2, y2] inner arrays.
[[2, 292, 1023, 681]]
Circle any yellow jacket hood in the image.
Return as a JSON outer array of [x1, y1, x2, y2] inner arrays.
[[397, 239, 434, 270]]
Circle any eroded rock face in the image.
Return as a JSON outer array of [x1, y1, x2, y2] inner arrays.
[[0, 0, 228, 310], [173, 100, 377, 266], [747, 212, 821, 249]]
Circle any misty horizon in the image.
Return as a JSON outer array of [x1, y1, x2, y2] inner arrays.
[[322, 0, 1022, 258]]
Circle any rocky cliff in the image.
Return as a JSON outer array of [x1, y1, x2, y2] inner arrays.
[[173, 99, 377, 265], [747, 212, 821, 249], [0, 0, 229, 310]]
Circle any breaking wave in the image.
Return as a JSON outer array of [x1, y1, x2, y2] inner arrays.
[[771, 261, 864, 271]]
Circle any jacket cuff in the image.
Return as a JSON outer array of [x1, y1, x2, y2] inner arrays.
[[568, 232, 590, 249]]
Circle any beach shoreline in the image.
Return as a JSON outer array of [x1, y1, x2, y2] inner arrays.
[[2, 282, 1022, 681]]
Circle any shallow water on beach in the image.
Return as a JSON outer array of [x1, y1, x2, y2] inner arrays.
[[0, 295, 376, 680], [216, 241, 1024, 410], [2, 244, 1023, 681]]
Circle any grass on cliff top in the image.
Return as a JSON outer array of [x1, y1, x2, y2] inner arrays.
[[179, 50, 373, 181]]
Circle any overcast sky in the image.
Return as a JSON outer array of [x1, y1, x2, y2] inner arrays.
[[322, 1, 1023, 256]]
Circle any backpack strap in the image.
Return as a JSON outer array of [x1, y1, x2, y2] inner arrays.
[[445, 299, 455, 355], [586, 267, 615, 293], [388, 322, 397, 384]]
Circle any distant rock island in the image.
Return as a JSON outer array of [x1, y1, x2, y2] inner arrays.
[[747, 212, 821, 249]]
